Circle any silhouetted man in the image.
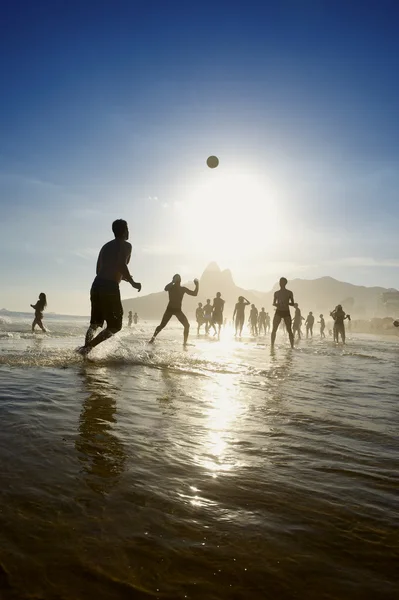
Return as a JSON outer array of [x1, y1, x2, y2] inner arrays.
[[330, 304, 350, 343], [249, 304, 259, 336], [233, 296, 250, 337], [78, 219, 141, 355], [305, 311, 315, 338], [319, 314, 326, 338], [271, 277, 294, 348], [196, 302, 205, 334], [133, 312, 138, 324], [258, 307, 267, 334], [150, 275, 199, 346], [212, 292, 225, 337], [203, 299, 216, 335], [292, 303, 304, 340]]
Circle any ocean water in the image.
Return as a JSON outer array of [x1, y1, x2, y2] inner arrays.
[[0, 314, 398, 600]]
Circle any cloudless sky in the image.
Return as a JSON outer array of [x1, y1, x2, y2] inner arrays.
[[1, 0, 399, 313]]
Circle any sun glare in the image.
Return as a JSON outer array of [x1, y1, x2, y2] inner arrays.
[[178, 168, 286, 261]]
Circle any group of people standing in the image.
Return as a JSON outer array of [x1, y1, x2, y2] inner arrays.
[[27, 220, 353, 354]]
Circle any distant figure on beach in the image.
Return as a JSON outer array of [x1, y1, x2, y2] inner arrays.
[[265, 312, 271, 333], [330, 304, 350, 343], [258, 307, 267, 335], [249, 304, 259, 336], [292, 303, 304, 340], [319, 314, 326, 338], [271, 278, 295, 348], [233, 296, 250, 337], [150, 275, 199, 346], [203, 299, 216, 335], [78, 219, 141, 355], [133, 312, 138, 324], [31, 293, 47, 333], [305, 311, 315, 338], [128, 311, 133, 327], [196, 302, 205, 334], [212, 292, 225, 337]]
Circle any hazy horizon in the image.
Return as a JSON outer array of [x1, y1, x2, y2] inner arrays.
[[1, 1, 399, 314]]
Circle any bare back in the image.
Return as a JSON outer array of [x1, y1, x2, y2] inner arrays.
[[96, 239, 132, 283]]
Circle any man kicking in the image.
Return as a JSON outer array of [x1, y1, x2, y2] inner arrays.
[[150, 275, 199, 346], [78, 219, 141, 355], [271, 277, 295, 348]]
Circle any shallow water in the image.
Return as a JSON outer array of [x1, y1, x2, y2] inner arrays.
[[0, 316, 398, 599]]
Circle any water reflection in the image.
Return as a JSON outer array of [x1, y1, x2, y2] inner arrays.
[[75, 366, 126, 495]]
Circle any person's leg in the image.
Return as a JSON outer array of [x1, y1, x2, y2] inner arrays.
[[32, 318, 38, 332], [235, 316, 240, 336], [341, 325, 346, 344], [239, 316, 244, 336], [176, 311, 190, 345], [271, 313, 282, 346], [150, 309, 173, 342], [37, 319, 47, 333], [284, 315, 294, 348]]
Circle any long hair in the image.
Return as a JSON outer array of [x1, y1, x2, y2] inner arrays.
[[39, 292, 47, 309]]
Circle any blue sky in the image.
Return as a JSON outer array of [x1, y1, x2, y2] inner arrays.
[[1, 0, 399, 314]]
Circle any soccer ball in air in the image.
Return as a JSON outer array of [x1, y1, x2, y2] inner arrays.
[[206, 155, 219, 169]]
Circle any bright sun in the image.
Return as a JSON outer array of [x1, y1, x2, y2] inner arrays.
[[178, 168, 285, 261]]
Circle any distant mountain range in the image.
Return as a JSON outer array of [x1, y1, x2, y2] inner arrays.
[[122, 262, 398, 319]]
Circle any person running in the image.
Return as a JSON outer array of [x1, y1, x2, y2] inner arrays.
[[196, 302, 205, 334], [203, 299, 216, 335], [258, 307, 267, 335], [271, 278, 295, 348], [292, 303, 304, 340], [78, 219, 141, 355], [128, 311, 133, 327], [150, 275, 199, 345], [133, 312, 138, 325], [305, 311, 315, 338], [249, 304, 259, 336], [212, 292, 225, 337], [233, 296, 250, 337], [319, 314, 326, 338], [330, 304, 350, 343], [31, 293, 47, 332]]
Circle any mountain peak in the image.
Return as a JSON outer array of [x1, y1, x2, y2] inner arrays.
[[203, 262, 221, 274]]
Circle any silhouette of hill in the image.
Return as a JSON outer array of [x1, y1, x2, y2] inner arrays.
[[122, 264, 397, 319]]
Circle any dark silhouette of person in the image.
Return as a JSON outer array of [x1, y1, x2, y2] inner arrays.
[[305, 311, 315, 338], [212, 292, 225, 337], [31, 292, 47, 332], [271, 277, 295, 348], [292, 303, 304, 340], [150, 274, 199, 345], [330, 304, 350, 343], [128, 311, 133, 327], [78, 219, 141, 355], [133, 312, 138, 324], [258, 307, 267, 334], [233, 296, 250, 337], [196, 302, 205, 334], [319, 314, 326, 338], [249, 304, 259, 336], [203, 299, 216, 335]]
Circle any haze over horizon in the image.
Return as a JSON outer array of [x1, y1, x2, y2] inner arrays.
[[1, 1, 399, 314]]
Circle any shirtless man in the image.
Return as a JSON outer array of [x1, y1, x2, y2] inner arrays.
[[203, 299, 216, 335], [78, 219, 141, 355], [292, 303, 304, 340], [196, 302, 205, 334], [249, 304, 259, 336], [150, 275, 199, 345], [212, 292, 225, 337], [271, 277, 295, 348], [258, 307, 267, 335], [330, 304, 350, 343], [233, 296, 250, 337], [305, 311, 315, 338]]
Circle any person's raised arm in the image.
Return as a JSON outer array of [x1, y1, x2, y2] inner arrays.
[[243, 297, 250, 306], [185, 278, 199, 297], [164, 281, 174, 292]]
